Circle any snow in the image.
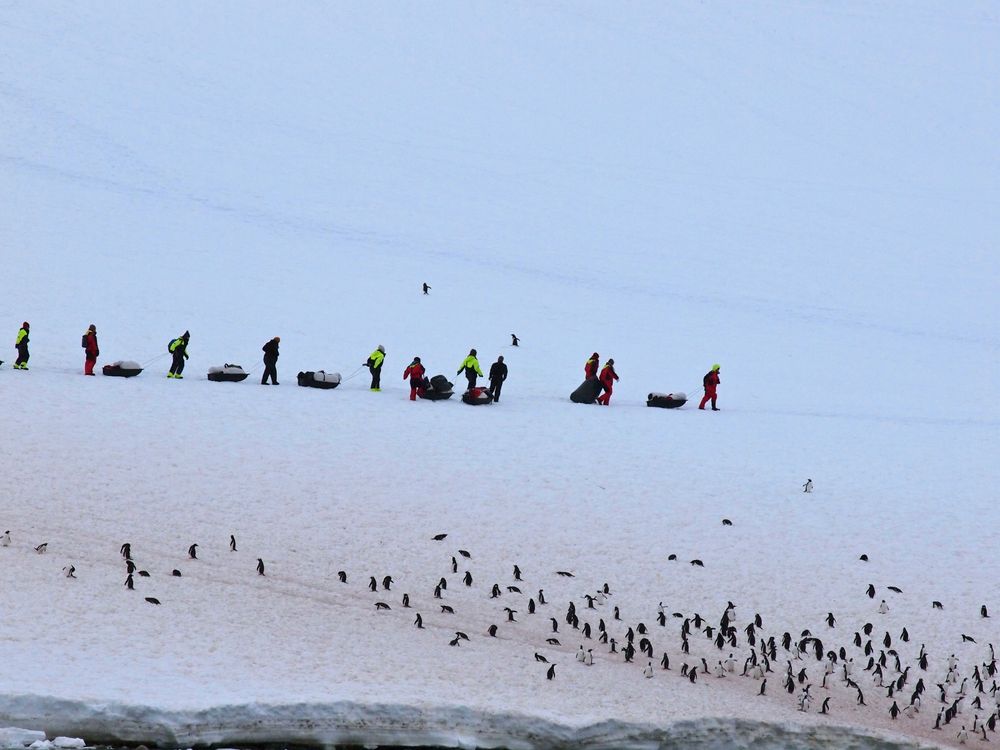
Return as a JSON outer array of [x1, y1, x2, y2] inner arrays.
[[1, 1, 998, 749]]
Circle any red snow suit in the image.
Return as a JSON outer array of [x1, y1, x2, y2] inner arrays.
[[584, 354, 600, 379], [699, 370, 720, 409], [596, 363, 619, 404], [403, 361, 426, 400], [84, 330, 99, 375]]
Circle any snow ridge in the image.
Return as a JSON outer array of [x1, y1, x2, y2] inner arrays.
[[0, 695, 948, 750]]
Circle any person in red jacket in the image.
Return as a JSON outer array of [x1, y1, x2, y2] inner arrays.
[[596, 358, 619, 405], [699, 364, 721, 410], [585, 352, 600, 379], [83, 324, 99, 375], [403, 356, 426, 401]]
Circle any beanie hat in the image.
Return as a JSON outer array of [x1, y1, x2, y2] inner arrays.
[[470, 348, 477, 356], [377, 345, 385, 353], [711, 363, 720, 371]]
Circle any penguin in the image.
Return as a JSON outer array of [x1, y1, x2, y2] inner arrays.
[[487, 624, 498, 637], [957, 726, 968, 743], [120, 542, 131, 560], [759, 679, 767, 696], [441, 605, 455, 614], [337, 571, 347, 583], [550, 617, 559, 633], [556, 570, 574, 577], [369, 576, 378, 592], [576, 645, 586, 663], [414, 613, 424, 629], [546, 664, 556, 680], [382, 575, 393, 591], [887, 585, 902, 593], [513, 564, 522, 581], [491, 583, 501, 598], [826, 613, 835, 627], [62, 565, 76, 578], [34, 543, 47, 554], [0, 531, 10, 547], [374, 601, 391, 611], [257, 558, 265, 576], [859, 554, 868, 561], [688, 667, 698, 684], [454, 631, 469, 641], [124, 573, 134, 590], [643, 661, 654, 678], [878, 600, 889, 614], [229, 535, 237, 552], [820, 697, 830, 714], [721, 518, 732, 526], [962, 634, 977, 643], [171, 569, 182, 577], [932, 601, 944, 609], [583, 622, 592, 639], [126, 559, 136, 575], [584, 649, 594, 666], [458, 549, 471, 558], [613, 606, 621, 621], [889, 700, 899, 719], [431, 533, 447, 541], [803, 479, 813, 493], [504, 607, 517, 622], [538, 589, 546, 605], [187, 544, 198, 560], [528, 598, 536, 614], [434, 585, 442, 599], [451, 557, 458, 574], [584, 594, 596, 609], [983, 605, 990, 618], [402, 593, 410, 608], [448, 636, 461, 647], [900, 626, 909, 642], [137, 570, 150, 577], [667, 554, 677, 561], [689, 559, 704, 567], [867, 584, 876, 598], [145, 597, 160, 605], [534, 653, 549, 663], [714, 661, 726, 678]]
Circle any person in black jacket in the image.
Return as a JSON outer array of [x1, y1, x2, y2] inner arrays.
[[488, 355, 508, 403], [261, 337, 280, 385]]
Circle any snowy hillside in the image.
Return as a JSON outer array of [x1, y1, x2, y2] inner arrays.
[[1, 1, 998, 748]]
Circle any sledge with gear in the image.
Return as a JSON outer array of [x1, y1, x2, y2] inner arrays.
[[461, 386, 493, 405], [419, 374, 455, 401], [102, 360, 143, 378], [207, 364, 249, 382], [570, 377, 603, 404], [297, 370, 341, 389], [646, 392, 687, 409]]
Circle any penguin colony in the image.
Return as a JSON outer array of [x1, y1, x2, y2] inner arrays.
[[2, 526, 997, 747]]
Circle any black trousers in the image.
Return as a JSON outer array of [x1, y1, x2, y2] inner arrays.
[[370, 366, 381, 389], [15, 344, 29, 366], [169, 351, 185, 375], [465, 371, 477, 390], [262, 359, 278, 384], [488, 379, 503, 402]]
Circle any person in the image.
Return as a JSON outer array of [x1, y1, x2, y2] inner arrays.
[[584, 352, 600, 379], [488, 355, 508, 403], [366, 345, 386, 391], [403, 356, 426, 401], [422, 282, 431, 295], [167, 331, 190, 379], [511, 333, 520, 347], [596, 358, 619, 405], [699, 364, 721, 410], [457, 348, 484, 390], [261, 337, 280, 384], [13, 322, 29, 370], [82, 324, 99, 375]]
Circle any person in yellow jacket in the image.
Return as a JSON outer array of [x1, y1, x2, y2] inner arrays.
[[457, 348, 484, 390], [14, 322, 30, 370], [365, 345, 386, 391]]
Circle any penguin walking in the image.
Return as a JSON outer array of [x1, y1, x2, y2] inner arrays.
[[803, 479, 813, 493], [513, 564, 522, 581], [124, 574, 134, 590], [229, 535, 237, 552], [188, 544, 198, 560], [414, 613, 424, 629], [120, 542, 131, 560], [576, 646, 586, 663], [369, 576, 378, 592], [878, 599, 889, 614], [643, 661, 654, 678], [0, 530, 10, 547], [337, 570, 347, 583], [546, 664, 556, 680], [257, 558, 265, 576], [820, 697, 830, 714], [34, 543, 47, 554], [62, 565, 76, 578], [759, 679, 767, 696], [487, 624, 498, 637], [402, 593, 410, 608], [584, 649, 594, 666], [382, 575, 393, 590]]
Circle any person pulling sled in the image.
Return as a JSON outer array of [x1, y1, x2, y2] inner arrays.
[[699, 364, 721, 410], [82, 324, 99, 375], [13, 322, 30, 370], [168, 332, 190, 378], [488, 356, 507, 403], [403, 357, 427, 400], [261, 337, 280, 385], [584, 352, 600, 379], [596, 359, 619, 405], [366, 345, 386, 391]]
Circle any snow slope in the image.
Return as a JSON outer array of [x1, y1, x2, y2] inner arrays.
[[1, 1, 998, 748]]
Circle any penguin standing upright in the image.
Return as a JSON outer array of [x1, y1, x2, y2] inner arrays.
[[803, 479, 813, 493], [229, 535, 237, 552], [256, 558, 265, 576], [643, 661, 653, 678], [0, 530, 10, 547], [188, 544, 198, 560]]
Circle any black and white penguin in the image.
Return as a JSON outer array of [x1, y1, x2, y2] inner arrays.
[[229, 535, 237, 552], [257, 558, 265, 576], [338, 570, 347, 583], [826, 613, 836, 627], [759, 679, 766, 695], [171, 569, 181, 577], [803, 479, 813, 493], [145, 597, 160, 605], [504, 607, 517, 622], [441, 605, 455, 614], [34, 543, 47, 554], [62, 565, 76, 578], [487, 624, 497, 637], [820, 697, 830, 714], [491, 583, 501, 598], [458, 549, 471, 558], [538, 589, 546, 605], [414, 613, 424, 628], [381, 575, 392, 590], [451, 557, 458, 574], [187, 544, 198, 560], [0, 530, 10, 547], [124, 573, 134, 590], [546, 664, 556, 680], [534, 653, 548, 663], [528, 598, 536, 614], [374, 601, 390, 611], [434, 584, 442, 599], [550, 617, 559, 633], [120, 543, 131, 560], [661, 652, 670, 670], [432, 533, 447, 541], [402, 593, 410, 608], [867, 584, 876, 598], [126, 559, 136, 575], [513, 565, 522, 581], [644, 661, 654, 678], [982, 605, 990, 618], [368, 576, 378, 592]]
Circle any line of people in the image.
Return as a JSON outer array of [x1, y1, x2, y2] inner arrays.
[[11, 323, 720, 409]]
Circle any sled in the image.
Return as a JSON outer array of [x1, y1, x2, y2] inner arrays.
[[297, 370, 341, 389], [462, 386, 494, 405], [207, 364, 248, 382], [419, 374, 455, 401], [647, 392, 687, 409], [570, 377, 602, 404], [102, 361, 143, 378]]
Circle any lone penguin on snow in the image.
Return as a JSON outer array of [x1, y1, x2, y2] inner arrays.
[[256, 558, 265, 576], [803, 479, 813, 493], [188, 544, 198, 560]]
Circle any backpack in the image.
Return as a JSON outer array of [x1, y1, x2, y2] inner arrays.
[[82, 334, 88, 349], [168, 339, 175, 353]]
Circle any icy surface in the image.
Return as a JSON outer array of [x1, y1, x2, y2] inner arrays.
[[0, 1, 997, 749]]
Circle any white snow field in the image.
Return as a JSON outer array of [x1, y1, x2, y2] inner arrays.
[[1, 1, 998, 748]]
